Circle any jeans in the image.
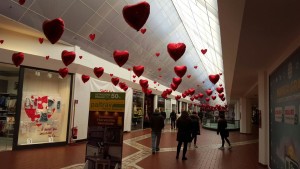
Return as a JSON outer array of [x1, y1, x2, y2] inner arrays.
[[151, 131, 162, 152], [171, 120, 176, 129], [176, 141, 188, 158]]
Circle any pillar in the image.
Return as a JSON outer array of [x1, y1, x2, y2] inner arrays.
[[154, 95, 158, 110], [235, 101, 240, 120], [239, 97, 252, 133], [258, 71, 268, 165]]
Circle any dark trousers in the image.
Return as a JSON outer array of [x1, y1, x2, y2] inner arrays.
[[176, 141, 188, 158], [192, 134, 197, 144], [221, 135, 231, 147], [171, 119, 176, 129]]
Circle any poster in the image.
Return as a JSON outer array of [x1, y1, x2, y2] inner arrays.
[[86, 92, 125, 169], [270, 48, 300, 169]]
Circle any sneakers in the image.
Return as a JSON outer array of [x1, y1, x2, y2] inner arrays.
[[218, 147, 224, 150]]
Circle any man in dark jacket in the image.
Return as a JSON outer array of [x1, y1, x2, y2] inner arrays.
[[176, 111, 192, 160], [217, 112, 231, 150], [160, 107, 167, 125], [170, 110, 177, 129], [150, 108, 165, 154]]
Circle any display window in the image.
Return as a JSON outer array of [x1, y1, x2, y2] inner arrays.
[[157, 96, 165, 110], [16, 67, 72, 146], [131, 90, 144, 130]]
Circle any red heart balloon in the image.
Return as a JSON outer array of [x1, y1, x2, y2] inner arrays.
[[219, 73, 223, 75], [89, 34, 95, 41], [12, 52, 24, 67], [172, 77, 182, 86], [182, 93, 187, 98], [111, 77, 119, 86], [0, 40, 4, 44], [94, 67, 104, 78], [146, 89, 152, 95], [119, 82, 126, 89], [133, 65, 144, 77], [219, 84, 223, 87], [127, 68, 131, 71], [157, 68, 162, 71], [198, 93, 204, 98], [209, 74, 220, 84], [174, 65, 187, 78], [139, 79, 148, 88], [140, 28, 147, 34], [194, 66, 198, 69], [132, 75, 136, 78], [113, 50, 129, 67], [155, 52, 160, 57], [166, 88, 172, 95], [221, 97, 226, 101], [61, 50, 76, 66], [159, 75, 162, 78], [170, 83, 178, 91], [38, 38, 44, 44], [43, 18, 64, 44], [175, 95, 181, 100], [216, 87, 224, 93], [188, 88, 195, 95], [190, 97, 194, 101], [123, 85, 128, 91], [201, 49, 207, 54], [167, 43, 186, 61], [81, 75, 90, 83], [133, 80, 136, 82], [153, 81, 157, 84], [187, 74, 191, 78], [19, 0, 25, 5], [206, 89, 213, 96], [122, 1, 150, 31], [58, 67, 68, 78], [211, 96, 216, 100], [205, 97, 210, 102], [110, 74, 113, 77], [161, 91, 168, 99], [218, 93, 224, 98], [45, 56, 49, 60]]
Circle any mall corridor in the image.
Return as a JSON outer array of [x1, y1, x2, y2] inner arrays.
[[0, 125, 265, 169]]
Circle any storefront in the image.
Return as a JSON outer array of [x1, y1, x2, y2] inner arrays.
[[143, 94, 154, 129], [131, 90, 144, 131]]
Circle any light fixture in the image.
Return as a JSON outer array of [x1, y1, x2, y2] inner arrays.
[[47, 72, 52, 78], [35, 70, 40, 76]]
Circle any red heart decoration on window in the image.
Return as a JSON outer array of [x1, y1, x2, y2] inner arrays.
[[61, 50, 76, 66], [58, 67, 68, 78], [198, 93, 204, 98], [89, 34, 95, 41], [81, 75, 90, 83], [38, 38, 44, 44], [187, 74, 191, 78], [206, 89, 213, 96], [155, 52, 160, 57], [170, 83, 178, 91], [172, 77, 182, 86], [110, 74, 113, 77], [111, 77, 119, 86], [43, 18, 64, 44], [188, 88, 195, 95], [211, 96, 216, 100], [122, 1, 150, 31], [166, 88, 172, 95], [12, 52, 24, 67], [45, 56, 50, 60], [218, 93, 224, 98], [79, 56, 83, 59], [133, 65, 144, 77], [0, 40, 4, 44], [194, 66, 198, 69], [182, 93, 187, 98], [190, 97, 194, 101], [209, 74, 220, 84], [140, 28, 146, 34], [174, 65, 187, 78], [94, 67, 104, 78], [175, 95, 181, 100], [19, 0, 25, 5], [113, 50, 129, 67], [167, 43, 186, 61], [216, 87, 224, 93], [119, 82, 126, 89], [139, 79, 148, 88], [157, 68, 162, 71], [205, 97, 210, 102], [201, 49, 207, 54]]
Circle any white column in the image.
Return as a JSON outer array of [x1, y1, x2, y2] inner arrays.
[[154, 95, 158, 110], [179, 101, 182, 112], [258, 71, 268, 165], [239, 97, 252, 133], [235, 101, 240, 120]]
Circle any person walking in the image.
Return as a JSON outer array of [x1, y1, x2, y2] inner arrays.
[[217, 111, 231, 150], [150, 108, 165, 154], [176, 111, 192, 160], [190, 112, 200, 148], [170, 110, 177, 129], [160, 107, 167, 125]]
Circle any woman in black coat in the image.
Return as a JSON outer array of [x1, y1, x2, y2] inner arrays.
[[217, 112, 231, 150], [176, 111, 192, 160]]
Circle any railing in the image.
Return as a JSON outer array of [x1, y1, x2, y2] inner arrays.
[[202, 117, 240, 130]]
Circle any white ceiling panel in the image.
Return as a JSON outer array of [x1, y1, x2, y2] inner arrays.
[[0, 0, 27, 21], [81, 0, 105, 11]]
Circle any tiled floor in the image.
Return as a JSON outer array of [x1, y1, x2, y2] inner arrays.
[[0, 125, 267, 169]]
